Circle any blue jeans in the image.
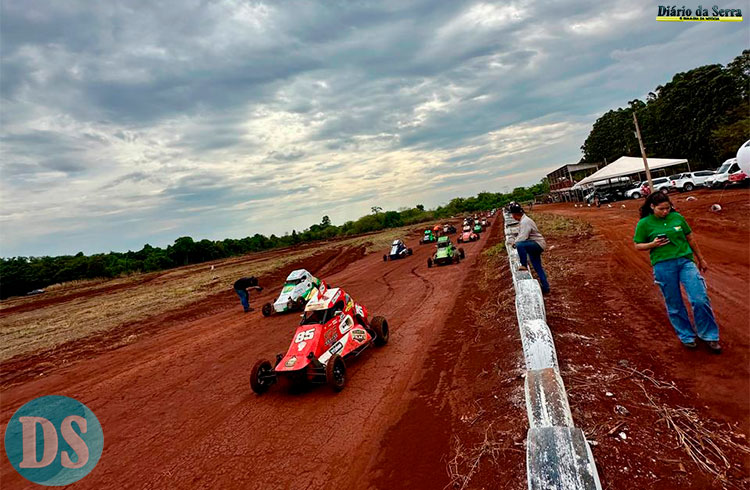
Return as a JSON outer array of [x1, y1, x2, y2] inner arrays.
[[653, 257, 719, 343], [235, 288, 250, 311], [516, 240, 550, 293]]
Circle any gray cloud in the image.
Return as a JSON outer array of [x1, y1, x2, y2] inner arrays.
[[0, 0, 746, 256]]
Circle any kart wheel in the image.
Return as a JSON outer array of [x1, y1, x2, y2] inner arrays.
[[408, 248, 413, 255], [459, 248, 465, 259], [250, 359, 275, 394], [427, 257, 433, 268], [419, 239, 424, 245], [326, 355, 346, 392], [453, 254, 460, 264], [261, 303, 273, 317], [370, 316, 389, 346], [383, 254, 388, 262], [295, 297, 306, 311]]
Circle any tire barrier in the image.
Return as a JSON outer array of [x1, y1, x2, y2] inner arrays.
[[502, 210, 602, 490]]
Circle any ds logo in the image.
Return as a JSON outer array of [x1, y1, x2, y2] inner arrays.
[[4, 396, 104, 486]]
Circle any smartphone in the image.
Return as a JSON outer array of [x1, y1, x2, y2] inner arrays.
[[656, 234, 670, 242]]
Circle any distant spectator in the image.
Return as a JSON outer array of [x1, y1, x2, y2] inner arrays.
[[233, 276, 263, 313], [633, 192, 721, 353], [509, 204, 550, 295]]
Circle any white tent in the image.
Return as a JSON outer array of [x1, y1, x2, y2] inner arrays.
[[572, 156, 688, 189]]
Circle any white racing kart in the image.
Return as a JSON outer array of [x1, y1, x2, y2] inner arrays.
[[262, 269, 322, 317]]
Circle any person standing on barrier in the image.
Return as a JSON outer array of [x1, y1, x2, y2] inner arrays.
[[633, 192, 721, 353], [509, 204, 550, 295]]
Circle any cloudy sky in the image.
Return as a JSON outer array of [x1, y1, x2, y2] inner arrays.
[[1, 0, 746, 256]]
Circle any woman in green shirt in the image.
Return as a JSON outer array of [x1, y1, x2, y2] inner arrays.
[[633, 192, 721, 353]]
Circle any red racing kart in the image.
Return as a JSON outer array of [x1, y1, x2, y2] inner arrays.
[[250, 283, 390, 393]]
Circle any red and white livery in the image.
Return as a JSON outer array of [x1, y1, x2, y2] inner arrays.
[[250, 282, 390, 393]]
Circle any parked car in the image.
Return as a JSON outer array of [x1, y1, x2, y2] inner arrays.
[[705, 159, 742, 188], [641, 177, 671, 195], [625, 182, 644, 199], [668, 171, 715, 192]]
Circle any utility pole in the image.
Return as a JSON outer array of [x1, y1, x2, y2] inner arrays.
[[633, 112, 653, 193]]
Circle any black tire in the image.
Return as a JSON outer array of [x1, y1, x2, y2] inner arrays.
[[459, 248, 465, 259], [261, 303, 273, 317], [427, 257, 433, 268], [326, 354, 346, 392], [370, 316, 389, 346], [250, 359, 274, 394], [453, 253, 460, 264], [684, 183, 694, 191], [383, 254, 388, 262], [295, 297, 306, 311], [408, 248, 413, 255], [419, 239, 424, 245], [631, 192, 641, 199]]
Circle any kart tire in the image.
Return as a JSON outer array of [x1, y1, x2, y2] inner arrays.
[[371, 316, 389, 346], [326, 355, 346, 392], [684, 183, 694, 192], [295, 297, 306, 311], [250, 359, 274, 394], [453, 254, 460, 264], [408, 248, 413, 255], [261, 303, 273, 317], [631, 192, 641, 199], [383, 254, 388, 262], [459, 248, 465, 259]]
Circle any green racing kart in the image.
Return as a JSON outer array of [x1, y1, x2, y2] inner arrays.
[[427, 236, 465, 267], [419, 229, 437, 245]]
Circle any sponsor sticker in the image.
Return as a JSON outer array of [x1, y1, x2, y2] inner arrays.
[[330, 342, 343, 355], [285, 356, 297, 368], [297, 341, 307, 351], [351, 329, 367, 343]]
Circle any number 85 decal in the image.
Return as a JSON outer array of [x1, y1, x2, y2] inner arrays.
[[295, 328, 315, 343]]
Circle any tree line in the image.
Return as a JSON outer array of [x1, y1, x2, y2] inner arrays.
[[580, 49, 749, 169], [0, 181, 548, 299]]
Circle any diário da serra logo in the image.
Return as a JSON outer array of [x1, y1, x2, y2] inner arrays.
[[4, 396, 104, 486]]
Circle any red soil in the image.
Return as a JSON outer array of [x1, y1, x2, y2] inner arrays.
[[1, 221, 507, 489]]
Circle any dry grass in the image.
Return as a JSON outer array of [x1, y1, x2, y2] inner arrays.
[[637, 380, 750, 488], [528, 212, 593, 237], [446, 425, 523, 490], [0, 226, 424, 363]]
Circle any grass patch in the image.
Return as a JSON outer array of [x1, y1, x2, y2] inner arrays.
[[528, 212, 593, 237]]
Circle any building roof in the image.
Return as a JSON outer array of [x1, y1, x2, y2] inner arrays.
[[573, 157, 687, 188]]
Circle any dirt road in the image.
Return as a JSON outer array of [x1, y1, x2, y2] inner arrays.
[[537, 188, 750, 435], [1, 222, 505, 489]]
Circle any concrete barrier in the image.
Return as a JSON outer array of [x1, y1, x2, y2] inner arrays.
[[515, 279, 546, 323], [526, 427, 601, 490], [524, 368, 573, 428], [519, 319, 558, 371], [503, 211, 602, 490]]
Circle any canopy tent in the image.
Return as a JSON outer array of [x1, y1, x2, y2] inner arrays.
[[572, 157, 688, 189]]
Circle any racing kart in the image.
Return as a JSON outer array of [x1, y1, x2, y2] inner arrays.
[[457, 228, 478, 243], [383, 239, 413, 261], [473, 223, 483, 234], [427, 236, 465, 267], [250, 283, 389, 393], [262, 269, 321, 317], [442, 224, 457, 235], [419, 229, 437, 244], [480, 218, 490, 227]]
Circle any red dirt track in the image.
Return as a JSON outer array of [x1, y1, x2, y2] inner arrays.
[[1, 223, 504, 489]]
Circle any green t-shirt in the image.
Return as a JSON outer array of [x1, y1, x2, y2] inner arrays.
[[633, 212, 693, 266]]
